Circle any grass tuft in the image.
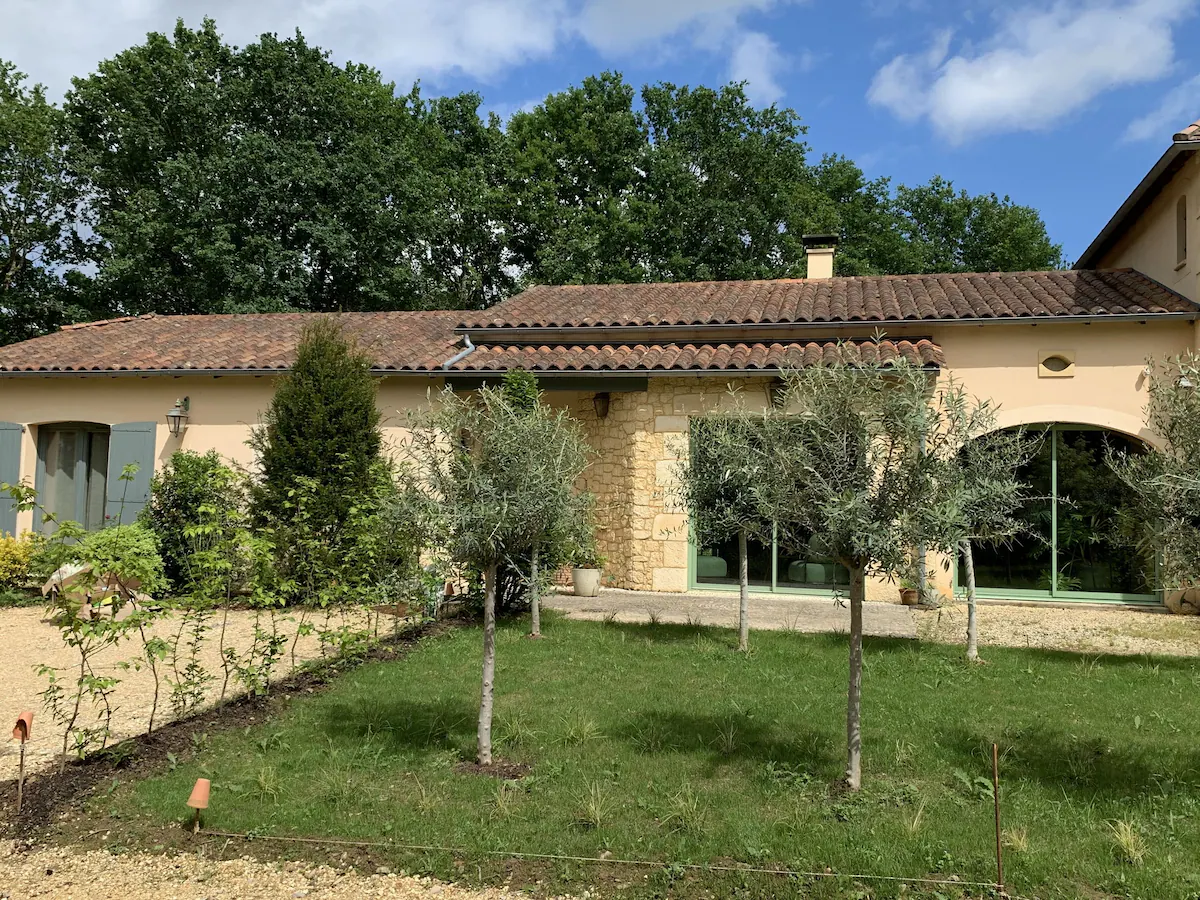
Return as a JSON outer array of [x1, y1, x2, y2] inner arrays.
[[1108, 819, 1148, 866]]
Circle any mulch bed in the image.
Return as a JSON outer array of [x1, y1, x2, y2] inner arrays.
[[0, 618, 453, 842], [452, 760, 531, 780]]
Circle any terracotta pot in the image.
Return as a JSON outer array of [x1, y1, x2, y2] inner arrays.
[[572, 567, 602, 598], [12, 710, 33, 743], [900, 587, 919, 606], [187, 777, 211, 810]]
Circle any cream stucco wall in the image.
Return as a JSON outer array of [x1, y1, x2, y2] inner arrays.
[[0, 373, 442, 533], [2, 315, 1194, 601], [1097, 152, 1200, 301]]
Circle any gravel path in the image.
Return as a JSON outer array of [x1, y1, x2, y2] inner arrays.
[[547, 588, 918, 638], [0, 605, 383, 782], [916, 601, 1200, 657], [0, 840, 561, 900]]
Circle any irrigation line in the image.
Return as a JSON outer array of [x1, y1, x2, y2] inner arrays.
[[200, 828, 1023, 895]]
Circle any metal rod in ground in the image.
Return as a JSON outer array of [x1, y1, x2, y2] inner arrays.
[[16, 743, 25, 815], [992, 742, 1004, 895]]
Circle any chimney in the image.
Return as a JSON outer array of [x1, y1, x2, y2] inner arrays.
[[802, 234, 839, 280]]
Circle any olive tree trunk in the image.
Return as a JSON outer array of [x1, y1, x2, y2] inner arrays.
[[529, 544, 541, 638], [738, 529, 750, 652], [478, 563, 498, 765], [916, 544, 928, 605], [962, 539, 980, 663], [846, 564, 866, 791]]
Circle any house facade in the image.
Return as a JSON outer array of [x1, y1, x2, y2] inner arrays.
[[3, 121, 1200, 607]]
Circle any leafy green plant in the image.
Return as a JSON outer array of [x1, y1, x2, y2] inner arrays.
[[141, 450, 246, 593]]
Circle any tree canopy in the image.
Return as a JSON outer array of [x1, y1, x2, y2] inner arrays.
[[1, 20, 1064, 344]]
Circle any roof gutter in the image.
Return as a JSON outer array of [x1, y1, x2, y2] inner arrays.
[[1077, 141, 1199, 268]]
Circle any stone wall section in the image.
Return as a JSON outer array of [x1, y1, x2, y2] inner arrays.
[[571, 377, 773, 593]]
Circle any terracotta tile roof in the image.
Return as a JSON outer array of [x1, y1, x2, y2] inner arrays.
[[449, 338, 943, 371], [1174, 119, 1200, 142], [463, 269, 1197, 329], [0, 311, 463, 373]]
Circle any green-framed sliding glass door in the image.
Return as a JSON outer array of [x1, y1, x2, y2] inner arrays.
[[968, 424, 1158, 604], [691, 525, 851, 594]]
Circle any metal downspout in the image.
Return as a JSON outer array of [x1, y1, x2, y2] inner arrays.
[[441, 335, 477, 370]]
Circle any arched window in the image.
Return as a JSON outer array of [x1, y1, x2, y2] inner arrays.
[[963, 424, 1156, 602], [1177, 195, 1187, 266]]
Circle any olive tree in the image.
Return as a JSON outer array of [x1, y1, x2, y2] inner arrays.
[[676, 409, 773, 652], [759, 355, 1009, 790], [406, 383, 590, 764], [927, 402, 1041, 662], [1110, 351, 1200, 593]]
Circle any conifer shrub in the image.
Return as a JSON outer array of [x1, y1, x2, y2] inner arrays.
[[250, 318, 383, 532]]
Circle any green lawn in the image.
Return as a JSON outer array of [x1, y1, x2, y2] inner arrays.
[[105, 613, 1200, 899]]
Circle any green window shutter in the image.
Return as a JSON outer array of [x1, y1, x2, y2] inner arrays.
[[0, 422, 23, 535], [106, 422, 157, 526]]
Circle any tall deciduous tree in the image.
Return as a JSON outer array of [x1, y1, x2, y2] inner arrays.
[[64, 19, 432, 316], [407, 384, 591, 764], [0, 61, 88, 344], [507, 72, 649, 285], [759, 354, 1007, 789], [677, 410, 773, 652]]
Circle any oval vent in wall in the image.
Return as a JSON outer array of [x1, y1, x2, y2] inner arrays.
[[1038, 350, 1076, 378]]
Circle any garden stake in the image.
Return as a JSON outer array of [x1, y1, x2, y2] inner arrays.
[[187, 778, 211, 834], [992, 742, 1004, 895], [12, 711, 33, 815]]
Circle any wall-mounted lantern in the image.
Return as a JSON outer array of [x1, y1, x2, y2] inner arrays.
[[593, 392, 611, 419], [166, 396, 191, 438]]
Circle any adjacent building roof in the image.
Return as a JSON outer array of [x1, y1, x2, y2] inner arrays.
[[1077, 119, 1200, 268], [464, 269, 1196, 329], [0, 267, 1193, 377], [0, 311, 463, 374]]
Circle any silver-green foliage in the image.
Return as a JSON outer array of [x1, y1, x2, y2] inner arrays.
[[406, 385, 592, 764], [1111, 351, 1200, 590], [407, 386, 591, 570]]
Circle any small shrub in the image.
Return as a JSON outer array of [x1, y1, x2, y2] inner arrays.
[[0, 532, 35, 589], [141, 450, 245, 592]]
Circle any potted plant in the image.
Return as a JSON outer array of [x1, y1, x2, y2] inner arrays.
[[898, 576, 919, 606], [571, 539, 605, 598]]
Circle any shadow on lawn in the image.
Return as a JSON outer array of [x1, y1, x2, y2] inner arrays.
[[946, 724, 1200, 799], [618, 709, 838, 776], [324, 695, 476, 751]]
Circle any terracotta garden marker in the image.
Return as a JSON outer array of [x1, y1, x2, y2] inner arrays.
[[187, 778, 211, 833], [12, 710, 33, 815]]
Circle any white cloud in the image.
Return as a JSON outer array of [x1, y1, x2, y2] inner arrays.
[[1, 0, 811, 104], [868, 0, 1196, 143], [1124, 73, 1200, 141], [729, 31, 787, 104]]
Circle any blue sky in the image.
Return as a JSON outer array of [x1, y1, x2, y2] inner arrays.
[[5, 0, 1200, 263]]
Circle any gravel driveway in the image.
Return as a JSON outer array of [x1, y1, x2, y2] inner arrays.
[[0, 841, 554, 900], [0, 605, 380, 782]]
